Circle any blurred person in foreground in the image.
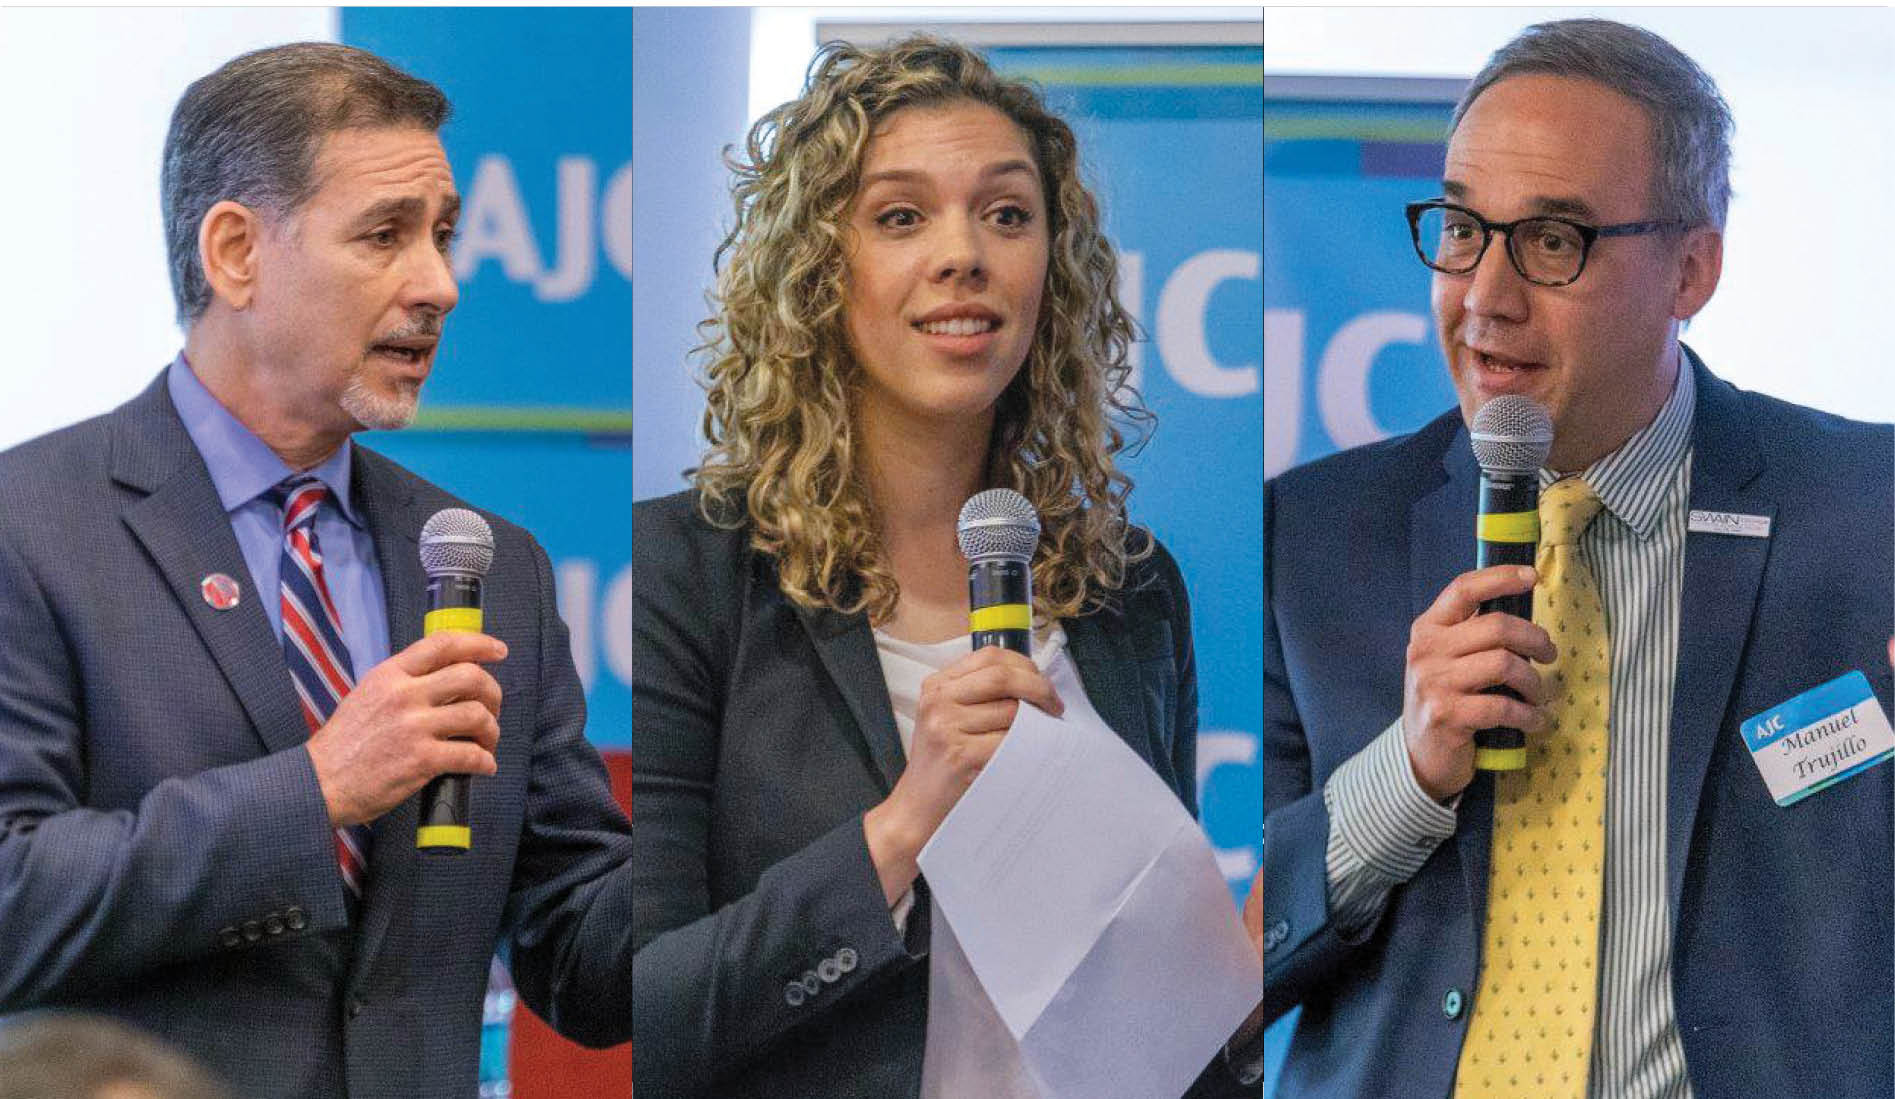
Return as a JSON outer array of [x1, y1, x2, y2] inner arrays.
[[0, 1014, 233, 1099], [0, 43, 637, 1096], [632, 35, 1265, 1097], [1262, 18, 1892, 1099]]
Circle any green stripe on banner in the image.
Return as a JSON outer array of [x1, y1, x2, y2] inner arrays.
[[1012, 63, 1263, 87], [411, 406, 637, 432], [1264, 119, 1451, 142]]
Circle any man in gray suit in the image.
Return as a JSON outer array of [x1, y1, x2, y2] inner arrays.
[[0, 44, 634, 1097]]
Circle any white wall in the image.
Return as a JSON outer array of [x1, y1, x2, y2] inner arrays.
[[1265, 6, 1895, 421], [0, 8, 337, 450]]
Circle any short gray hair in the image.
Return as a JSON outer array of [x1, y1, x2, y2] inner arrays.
[[161, 42, 451, 328], [1452, 19, 1733, 230]]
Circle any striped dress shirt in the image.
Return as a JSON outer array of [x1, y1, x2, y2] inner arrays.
[[1323, 357, 1697, 1099]]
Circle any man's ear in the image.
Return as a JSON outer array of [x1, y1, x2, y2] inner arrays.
[[198, 200, 264, 312], [1671, 225, 1723, 322]]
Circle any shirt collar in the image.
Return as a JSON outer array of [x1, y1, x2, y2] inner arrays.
[[1538, 346, 1695, 542], [166, 354, 363, 527]]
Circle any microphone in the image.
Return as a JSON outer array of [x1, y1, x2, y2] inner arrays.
[[416, 507, 495, 850], [1469, 396, 1554, 772], [956, 489, 1039, 656]]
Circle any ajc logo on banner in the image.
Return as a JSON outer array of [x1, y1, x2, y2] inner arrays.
[[456, 156, 635, 303], [1122, 250, 1262, 399], [1265, 306, 1434, 476]]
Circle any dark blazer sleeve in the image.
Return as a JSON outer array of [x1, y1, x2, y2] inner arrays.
[[1156, 537, 1202, 815], [0, 503, 348, 1006], [629, 496, 922, 1095], [501, 533, 639, 1048], [1260, 474, 1368, 1025]]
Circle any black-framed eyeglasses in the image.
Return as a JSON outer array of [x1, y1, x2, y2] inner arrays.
[[1404, 199, 1684, 287]]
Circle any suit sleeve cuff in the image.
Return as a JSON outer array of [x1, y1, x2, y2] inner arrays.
[[890, 886, 916, 933], [1322, 718, 1457, 936]]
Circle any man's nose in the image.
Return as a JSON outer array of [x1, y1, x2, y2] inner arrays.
[[1460, 233, 1530, 322], [405, 239, 460, 315]]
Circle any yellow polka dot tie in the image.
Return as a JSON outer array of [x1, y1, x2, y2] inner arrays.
[[1454, 476, 1609, 1099]]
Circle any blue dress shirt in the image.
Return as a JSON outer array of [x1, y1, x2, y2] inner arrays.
[[167, 356, 391, 680]]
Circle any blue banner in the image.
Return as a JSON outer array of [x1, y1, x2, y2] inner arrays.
[[987, 44, 1264, 900], [341, 8, 636, 747], [1264, 96, 1459, 478], [1261, 83, 1458, 1098]]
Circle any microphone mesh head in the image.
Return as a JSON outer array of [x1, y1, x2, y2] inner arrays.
[[956, 489, 1040, 563], [419, 508, 495, 578], [1470, 396, 1554, 475]]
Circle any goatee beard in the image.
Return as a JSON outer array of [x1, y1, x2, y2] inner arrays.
[[340, 373, 418, 431]]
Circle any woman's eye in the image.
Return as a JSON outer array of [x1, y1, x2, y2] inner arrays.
[[875, 208, 921, 229], [993, 204, 1034, 228]]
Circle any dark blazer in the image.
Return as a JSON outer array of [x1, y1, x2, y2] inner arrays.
[[632, 489, 1256, 1098], [1261, 353, 1894, 1098], [0, 372, 637, 1097]]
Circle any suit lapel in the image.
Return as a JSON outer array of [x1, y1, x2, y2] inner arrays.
[[112, 374, 308, 757], [1665, 361, 1771, 928], [795, 603, 906, 795], [1410, 428, 1498, 929], [348, 447, 425, 980], [1064, 609, 1155, 762]]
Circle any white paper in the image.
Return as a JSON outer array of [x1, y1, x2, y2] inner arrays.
[[918, 702, 1262, 1098]]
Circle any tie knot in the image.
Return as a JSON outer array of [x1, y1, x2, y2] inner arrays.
[[1539, 476, 1603, 547], [269, 476, 329, 533]]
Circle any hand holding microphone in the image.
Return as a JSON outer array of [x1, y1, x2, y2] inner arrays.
[[416, 509, 497, 850], [1400, 399, 1558, 801], [863, 489, 1063, 905], [304, 508, 504, 838]]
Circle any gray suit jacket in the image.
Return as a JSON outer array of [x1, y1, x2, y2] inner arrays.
[[0, 372, 637, 1097], [631, 489, 1258, 1098]]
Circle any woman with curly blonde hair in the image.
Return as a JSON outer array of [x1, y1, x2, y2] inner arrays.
[[631, 36, 1251, 1096]]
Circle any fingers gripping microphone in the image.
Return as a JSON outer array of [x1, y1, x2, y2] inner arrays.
[[416, 508, 494, 850], [1470, 396, 1554, 771], [956, 489, 1039, 656]]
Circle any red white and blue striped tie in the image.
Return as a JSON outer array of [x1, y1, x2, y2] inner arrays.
[[270, 476, 372, 900]]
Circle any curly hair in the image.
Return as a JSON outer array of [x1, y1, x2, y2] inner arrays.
[[692, 35, 1152, 624]]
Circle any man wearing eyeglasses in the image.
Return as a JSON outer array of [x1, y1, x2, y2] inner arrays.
[[1262, 18, 1892, 1099]]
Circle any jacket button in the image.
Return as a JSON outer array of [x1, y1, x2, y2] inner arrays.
[[1443, 987, 1465, 1020], [285, 907, 307, 931], [800, 971, 822, 996], [241, 920, 262, 943], [264, 914, 286, 936], [347, 997, 364, 1019], [218, 927, 242, 949], [817, 958, 842, 984], [784, 982, 806, 1007], [835, 947, 858, 973], [1264, 919, 1289, 953]]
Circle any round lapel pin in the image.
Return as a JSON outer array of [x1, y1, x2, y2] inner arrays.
[[201, 573, 242, 611]]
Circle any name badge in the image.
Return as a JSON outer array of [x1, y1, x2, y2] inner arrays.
[[1688, 510, 1771, 538], [1741, 671, 1895, 807]]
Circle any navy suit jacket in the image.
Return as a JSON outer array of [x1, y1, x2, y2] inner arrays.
[[1262, 355, 1893, 1098], [631, 489, 1257, 1098], [0, 372, 636, 1097]]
